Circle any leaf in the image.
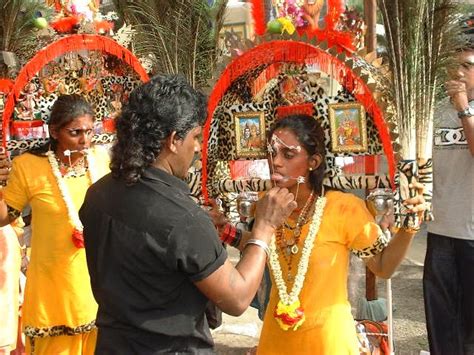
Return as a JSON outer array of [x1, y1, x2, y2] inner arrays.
[[111, 0, 228, 89], [377, 0, 460, 158]]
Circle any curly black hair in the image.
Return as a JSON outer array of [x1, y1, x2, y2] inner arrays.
[[268, 114, 326, 194], [110, 75, 207, 185]]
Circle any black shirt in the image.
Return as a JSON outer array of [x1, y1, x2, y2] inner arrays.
[[79, 167, 227, 354]]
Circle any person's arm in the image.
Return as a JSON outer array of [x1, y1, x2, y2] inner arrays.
[[445, 79, 474, 156], [0, 151, 12, 227], [460, 115, 474, 156], [365, 182, 426, 279], [195, 187, 296, 316]]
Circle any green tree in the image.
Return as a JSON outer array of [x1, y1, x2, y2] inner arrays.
[[111, 0, 228, 90]]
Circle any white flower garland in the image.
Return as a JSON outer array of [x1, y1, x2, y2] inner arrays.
[[269, 196, 327, 305], [46, 149, 98, 234]]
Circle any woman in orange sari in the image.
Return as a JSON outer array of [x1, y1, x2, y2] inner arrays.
[[0, 95, 110, 354], [213, 114, 427, 354]]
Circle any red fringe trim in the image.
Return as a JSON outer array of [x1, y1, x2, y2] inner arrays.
[[276, 103, 314, 120], [252, 63, 280, 97], [201, 40, 395, 201], [2, 34, 149, 148]]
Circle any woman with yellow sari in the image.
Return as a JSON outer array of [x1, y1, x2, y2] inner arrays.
[[0, 95, 110, 354], [213, 114, 427, 354]]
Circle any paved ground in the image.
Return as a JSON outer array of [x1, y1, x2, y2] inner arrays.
[[212, 229, 429, 354]]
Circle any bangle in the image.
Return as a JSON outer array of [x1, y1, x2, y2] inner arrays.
[[244, 239, 270, 258], [230, 228, 242, 248], [219, 223, 243, 247]]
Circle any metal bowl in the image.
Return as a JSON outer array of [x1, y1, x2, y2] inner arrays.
[[236, 191, 259, 218]]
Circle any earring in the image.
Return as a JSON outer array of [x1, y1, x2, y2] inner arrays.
[[309, 167, 314, 171]]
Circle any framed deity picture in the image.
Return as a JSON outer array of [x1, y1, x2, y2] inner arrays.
[[329, 102, 368, 153], [234, 111, 267, 158]]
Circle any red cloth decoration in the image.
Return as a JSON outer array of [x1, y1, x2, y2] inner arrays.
[[2, 34, 150, 149], [102, 118, 116, 133], [94, 20, 114, 34], [201, 40, 396, 202], [276, 103, 314, 120], [50, 16, 80, 33], [72, 228, 84, 248], [0, 79, 13, 94], [250, 0, 266, 36]]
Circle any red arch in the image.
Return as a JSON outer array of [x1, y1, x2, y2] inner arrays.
[[201, 40, 395, 200], [2, 34, 149, 146], [0, 79, 14, 93]]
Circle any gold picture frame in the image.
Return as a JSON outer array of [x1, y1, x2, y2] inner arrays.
[[329, 102, 368, 153], [234, 111, 267, 158]]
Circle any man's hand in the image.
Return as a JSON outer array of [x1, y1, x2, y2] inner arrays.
[[445, 79, 470, 111], [252, 187, 297, 243], [205, 198, 228, 234]]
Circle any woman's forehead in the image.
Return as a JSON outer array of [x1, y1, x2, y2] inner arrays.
[[271, 129, 302, 152], [273, 128, 300, 144], [63, 114, 94, 128]]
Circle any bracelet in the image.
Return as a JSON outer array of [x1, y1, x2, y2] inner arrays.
[[219, 223, 237, 245], [244, 239, 270, 258], [231, 228, 243, 248]]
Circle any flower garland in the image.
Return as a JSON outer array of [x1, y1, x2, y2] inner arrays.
[[46, 149, 98, 248], [275, 0, 305, 8], [269, 195, 327, 331]]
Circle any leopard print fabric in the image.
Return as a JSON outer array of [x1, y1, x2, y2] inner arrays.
[[24, 320, 96, 339], [351, 229, 390, 258], [205, 65, 386, 200], [26, 321, 96, 355]]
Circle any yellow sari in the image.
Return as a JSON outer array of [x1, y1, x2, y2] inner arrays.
[[258, 191, 385, 355]]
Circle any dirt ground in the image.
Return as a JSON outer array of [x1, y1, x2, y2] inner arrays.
[[212, 233, 428, 355]]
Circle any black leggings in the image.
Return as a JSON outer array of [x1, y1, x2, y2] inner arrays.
[[423, 233, 474, 355]]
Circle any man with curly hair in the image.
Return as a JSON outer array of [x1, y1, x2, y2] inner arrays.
[[79, 75, 296, 354]]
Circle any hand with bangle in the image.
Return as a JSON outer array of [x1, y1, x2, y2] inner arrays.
[[400, 180, 428, 234], [207, 188, 297, 255]]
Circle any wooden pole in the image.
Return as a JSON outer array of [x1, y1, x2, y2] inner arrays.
[[364, 0, 378, 301], [364, 0, 377, 53]]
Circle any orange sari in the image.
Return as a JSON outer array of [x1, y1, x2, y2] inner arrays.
[[257, 191, 383, 354]]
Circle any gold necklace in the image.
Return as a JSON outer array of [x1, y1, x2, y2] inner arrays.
[[282, 191, 315, 250], [57, 156, 88, 178], [276, 191, 316, 281]]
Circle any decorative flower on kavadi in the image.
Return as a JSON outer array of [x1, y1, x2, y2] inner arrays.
[[269, 195, 327, 331], [47, 149, 98, 248]]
